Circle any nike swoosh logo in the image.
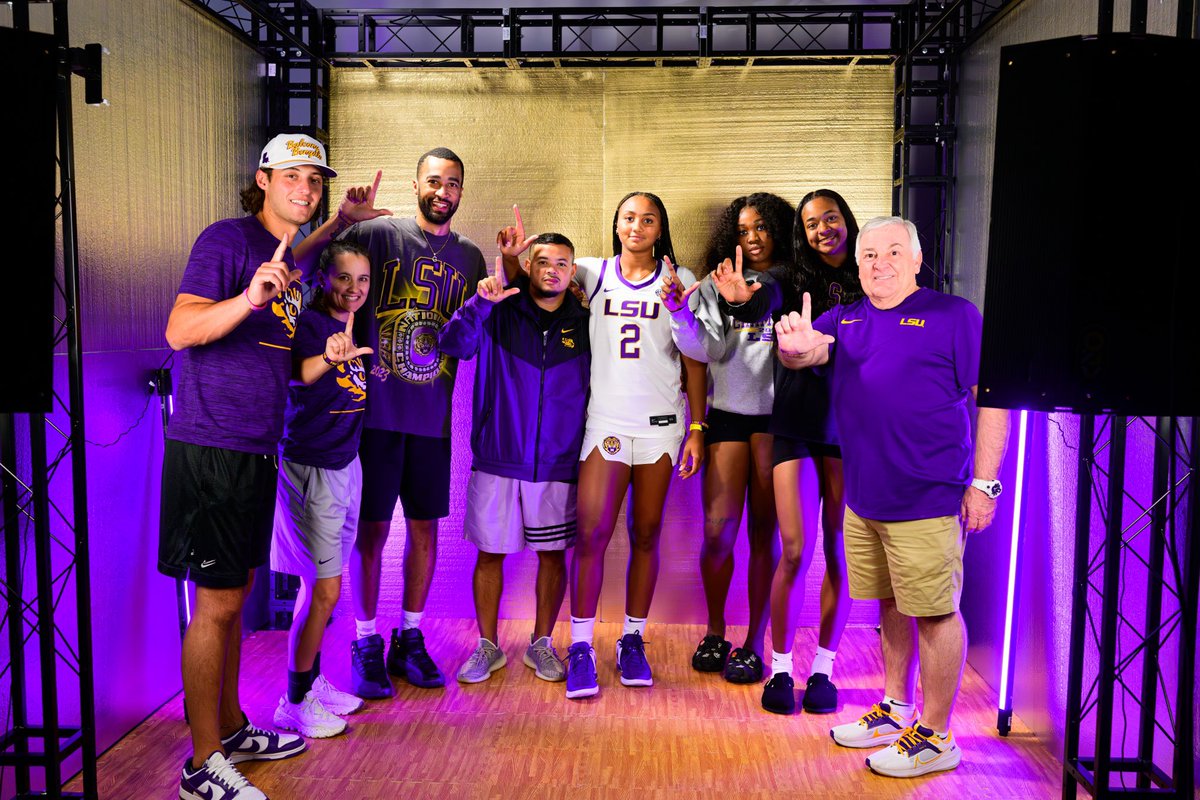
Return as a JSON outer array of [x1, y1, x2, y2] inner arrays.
[[319, 557, 334, 565], [603, 286, 620, 293], [561, 328, 575, 334], [200, 559, 217, 568], [840, 319, 864, 325]]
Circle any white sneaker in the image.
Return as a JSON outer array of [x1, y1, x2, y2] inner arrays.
[[272, 692, 347, 739], [180, 751, 266, 799], [866, 724, 962, 777], [830, 701, 916, 748], [311, 674, 364, 716], [457, 638, 507, 683]]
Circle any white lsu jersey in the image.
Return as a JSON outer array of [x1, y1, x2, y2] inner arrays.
[[575, 255, 696, 437]]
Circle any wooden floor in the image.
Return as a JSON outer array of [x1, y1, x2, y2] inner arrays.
[[77, 620, 1065, 799]]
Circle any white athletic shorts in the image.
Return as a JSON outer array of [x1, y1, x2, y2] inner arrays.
[[580, 427, 683, 467], [463, 471, 577, 554], [271, 456, 361, 580]]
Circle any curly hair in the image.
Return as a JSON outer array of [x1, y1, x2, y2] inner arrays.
[[790, 189, 864, 318], [610, 191, 677, 264], [700, 192, 796, 279]]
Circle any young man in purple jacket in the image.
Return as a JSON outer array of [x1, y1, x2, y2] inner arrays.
[[438, 233, 590, 684]]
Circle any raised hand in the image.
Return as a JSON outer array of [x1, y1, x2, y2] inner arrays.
[[774, 292, 835, 357], [711, 246, 760, 305], [477, 257, 521, 304], [324, 311, 375, 364], [657, 256, 701, 313], [338, 170, 394, 224], [495, 204, 537, 258], [247, 233, 301, 308]]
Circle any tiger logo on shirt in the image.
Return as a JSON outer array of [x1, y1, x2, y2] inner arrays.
[[334, 357, 368, 404], [271, 284, 303, 339]]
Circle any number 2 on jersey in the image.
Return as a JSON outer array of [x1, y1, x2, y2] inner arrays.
[[620, 324, 640, 359]]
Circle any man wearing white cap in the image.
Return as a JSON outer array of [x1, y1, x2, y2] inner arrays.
[[162, 133, 334, 800]]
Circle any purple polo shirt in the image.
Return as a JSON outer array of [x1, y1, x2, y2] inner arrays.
[[167, 216, 301, 455], [813, 287, 982, 521]]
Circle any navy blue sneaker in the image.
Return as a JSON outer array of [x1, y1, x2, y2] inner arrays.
[[219, 717, 305, 764], [616, 632, 653, 687], [350, 633, 393, 699], [387, 627, 446, 688], [565, 642, 599, 699], [180, 751, 265, 799]]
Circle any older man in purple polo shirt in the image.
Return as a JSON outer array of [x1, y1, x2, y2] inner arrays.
[[773, 216, 1009, 779]]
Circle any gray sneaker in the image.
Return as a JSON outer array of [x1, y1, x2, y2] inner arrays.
[[457, 638, 507, 683], [523, 635, 566, 682]]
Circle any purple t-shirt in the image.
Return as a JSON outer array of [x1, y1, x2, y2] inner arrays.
[[813, 288, 982, 521], [167, 216, 301, 455], [280, 310, 367, 470], [339, 217, 487, 437]]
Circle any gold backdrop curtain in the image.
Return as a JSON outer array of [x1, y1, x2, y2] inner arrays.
[[330, 65, 893, 626]]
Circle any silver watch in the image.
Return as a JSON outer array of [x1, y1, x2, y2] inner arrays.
[[970, 478, 1002, 499]]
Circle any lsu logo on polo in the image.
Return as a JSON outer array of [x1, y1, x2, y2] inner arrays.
[[602, 436, 621, 455], [900, 317, 926, 328]]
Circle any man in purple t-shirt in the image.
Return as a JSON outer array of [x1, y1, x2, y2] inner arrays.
[[774, 216, 1009, 780], [161, 134, 336, 800]]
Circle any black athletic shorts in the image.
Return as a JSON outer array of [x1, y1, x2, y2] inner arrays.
[[158, 439, 277, 589], [359, 429, 452, 522], [772, 435, 842, 467], [704, 408, 772, 446]]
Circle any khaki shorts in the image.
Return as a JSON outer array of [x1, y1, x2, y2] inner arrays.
[[842, 506, 965, 617]]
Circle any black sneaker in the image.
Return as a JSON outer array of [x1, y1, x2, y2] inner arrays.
[[351, 633, 393, 699], [387, 627, 446, 688], [691, 634, 732, 672], [761, 672, 796, 714], [801, 672, 839, 714]]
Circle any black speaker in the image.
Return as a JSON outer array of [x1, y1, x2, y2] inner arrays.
[[977, 34, 1200, 415], [0, 28, 57, 413]]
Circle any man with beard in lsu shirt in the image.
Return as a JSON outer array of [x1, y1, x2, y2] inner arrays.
[[162, 133, 335, 800], [295, 148, 487, 696]]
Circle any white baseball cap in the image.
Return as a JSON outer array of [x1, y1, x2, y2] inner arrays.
[[258, 133, 337, 177]]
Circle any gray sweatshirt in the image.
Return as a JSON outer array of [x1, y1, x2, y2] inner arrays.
[[669, 271, 775, 416]]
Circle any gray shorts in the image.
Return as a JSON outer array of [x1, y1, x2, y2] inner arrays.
[[463, 471, 577, 554], [271, 456, 361, 580]]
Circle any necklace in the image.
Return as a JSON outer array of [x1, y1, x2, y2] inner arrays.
[[419, 226, 451, 266]]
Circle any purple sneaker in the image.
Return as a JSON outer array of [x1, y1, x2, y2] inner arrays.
[[565, 642, 599, 699], [616, 632, 653, 687], [220, 716, 306, 764], [180, 751, 265, 799]]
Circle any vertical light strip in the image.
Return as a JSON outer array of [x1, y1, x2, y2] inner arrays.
[[998, 410, 1030, 711], [183, 580, 192, 626]]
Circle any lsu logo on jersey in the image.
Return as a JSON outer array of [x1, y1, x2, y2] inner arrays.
[[271, 284, 303, 339], [899, 317, 926, 328], [334, 357, 368, 403], [601, 298, 660, 320], [602, 436, 621, 455]]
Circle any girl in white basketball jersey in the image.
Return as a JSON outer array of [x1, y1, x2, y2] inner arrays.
[[564, 191, 707, 699]]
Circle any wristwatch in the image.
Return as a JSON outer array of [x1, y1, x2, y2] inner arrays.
[[970, 478, 1003, 499]]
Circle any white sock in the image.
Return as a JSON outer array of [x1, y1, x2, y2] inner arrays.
[[623, 614, 646, 637], [884, 695, 917, 718], [401, 609, 423, 631], [771, 650, 794, 676], [570, 616, 595, 645], [355, 618, 376, 639], [810, 646, 836, 679]]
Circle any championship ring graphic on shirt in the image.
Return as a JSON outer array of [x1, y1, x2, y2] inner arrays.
[[378, 309, 445, 384], [602, 436, 621, 455]]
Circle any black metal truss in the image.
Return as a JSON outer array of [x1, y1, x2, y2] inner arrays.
[[0, 2, 99, 798], [1062, 415, 1198, 799], [318, 6, 907, 67]]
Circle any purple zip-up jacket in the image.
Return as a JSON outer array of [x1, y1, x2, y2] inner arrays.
[[438, 275, 590, 482]]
